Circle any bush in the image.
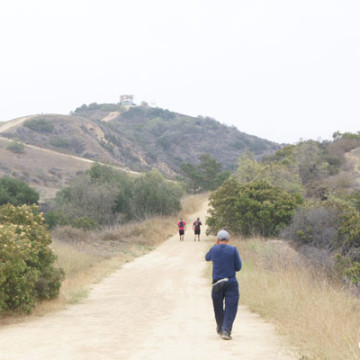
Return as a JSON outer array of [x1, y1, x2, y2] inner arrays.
[[0, 176, 39, 206], [132, 170, 183, 218], [24, 118, 54, 133], [50, 164, 183, 228], [282, 198, 360, 286], [281, 203, 340, 249], [0, 204, 64, 313], [181, 154, 230, 193], [6, 140, 25, 154], [206, 178, 303, 237]]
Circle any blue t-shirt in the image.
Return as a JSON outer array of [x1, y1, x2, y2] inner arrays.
[[205, 244, 242, 281]]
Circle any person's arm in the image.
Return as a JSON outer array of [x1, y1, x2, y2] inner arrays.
[[234, 247, 242, 271], [205, 246, 214, 261]]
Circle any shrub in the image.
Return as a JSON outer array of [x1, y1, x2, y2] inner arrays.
[[24, 118, 54, 133], [281, 203, 340, 248], [49, 136, 84, 154], [206, 178, 303, 237], [6, 140, 25, 154], [51, 164, 183, 228], [181, 154, 230, 193], [132, 170, 183, 218], [0, 204, 64, 313], [54, 175, 118, 227], [0, 176, 39, 206], [282, 198, 360, 286]]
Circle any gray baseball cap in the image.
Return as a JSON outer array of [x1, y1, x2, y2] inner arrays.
[[217, 229, 230, 241]]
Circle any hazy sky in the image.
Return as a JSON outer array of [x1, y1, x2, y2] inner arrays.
[[0, 0, 359, 144]]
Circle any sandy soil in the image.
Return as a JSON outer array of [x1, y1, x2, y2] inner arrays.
[[101, 112, 120, 122], [0, 203, 297, 360]]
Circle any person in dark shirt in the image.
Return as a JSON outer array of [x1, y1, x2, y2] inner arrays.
[[192, 217, 202, 241], [205, 229, 242, 340]]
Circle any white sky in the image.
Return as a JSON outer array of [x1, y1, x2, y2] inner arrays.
[[0, 0, 359, 144]]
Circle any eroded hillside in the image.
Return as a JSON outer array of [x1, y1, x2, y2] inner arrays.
[[1, 106, 281, 177]]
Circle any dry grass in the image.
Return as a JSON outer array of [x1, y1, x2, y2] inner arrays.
[[236, 237, 360, 360]]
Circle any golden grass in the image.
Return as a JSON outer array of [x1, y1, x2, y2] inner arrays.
[[236, 237, 360, 360]]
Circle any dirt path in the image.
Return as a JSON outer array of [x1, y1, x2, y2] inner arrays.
[[0, 202, 297, 360], [0, 115, 36, 133]]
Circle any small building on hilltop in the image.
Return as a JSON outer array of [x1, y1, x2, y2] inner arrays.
[[120, 95, 134, 106]]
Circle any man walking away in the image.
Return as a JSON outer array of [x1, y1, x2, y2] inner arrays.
[[177, 218, 186, 241], [193, 217, 202, 241], [205, 230, 242, 340]]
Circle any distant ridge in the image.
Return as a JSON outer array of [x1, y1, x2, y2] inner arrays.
[[0, 104, 281, 199]]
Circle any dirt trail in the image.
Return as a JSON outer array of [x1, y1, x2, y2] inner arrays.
[[0, 202, 297, 360], [0, 115, 37, 133]]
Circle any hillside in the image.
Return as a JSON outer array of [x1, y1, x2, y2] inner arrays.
[[1, 105, 280, 176], [0, 136, 95, 200]]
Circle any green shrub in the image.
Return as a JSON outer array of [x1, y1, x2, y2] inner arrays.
[[6, 140, 25, 154], [206, 178, 303, 237], [24, 118, 54, 133], [51, 164, 183, 227], [0, 204, 64, 313], [50, 137, 71, 148], [0, 176, 39, 206], [132, 170, 183, 218], [49, 136, 84, 154], [181, 154, 230, 193], [70, 216, 96, 231], [335, 254, 360, 285]]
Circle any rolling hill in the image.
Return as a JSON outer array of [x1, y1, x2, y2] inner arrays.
[[0, 103, 281, 200]]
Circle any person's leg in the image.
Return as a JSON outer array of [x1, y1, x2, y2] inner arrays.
[[211, 288, 225, 334], [222, 281, 239, 335]]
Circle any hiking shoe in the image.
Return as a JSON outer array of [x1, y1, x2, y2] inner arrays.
[[221, 331, 232, 340]]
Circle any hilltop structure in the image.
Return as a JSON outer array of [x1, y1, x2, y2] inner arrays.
[[120, 95, 134, 106]]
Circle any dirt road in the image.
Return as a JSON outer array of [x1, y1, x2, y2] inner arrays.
[[0, 203, 297, 360]]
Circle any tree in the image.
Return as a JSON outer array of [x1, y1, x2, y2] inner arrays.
[[132, 170, 182, 218], [206, 178, 303, 237], [236, 152, 304, 195], [181, 154, 230, 192], [55, 174, 118, 226], [0, 176, 39, 206], [49, 164, 183, 228]]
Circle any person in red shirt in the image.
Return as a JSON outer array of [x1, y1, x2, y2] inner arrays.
[[193, 217, 202, 241], [177, 217, 186, 241]]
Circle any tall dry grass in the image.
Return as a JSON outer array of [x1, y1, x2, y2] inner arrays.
[[236, 237, 360, 360]]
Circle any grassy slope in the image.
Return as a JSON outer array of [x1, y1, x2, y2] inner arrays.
[[236, 237, 360, 360]]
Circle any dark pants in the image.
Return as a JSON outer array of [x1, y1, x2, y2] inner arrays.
[[211, 280, 239, 334]]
